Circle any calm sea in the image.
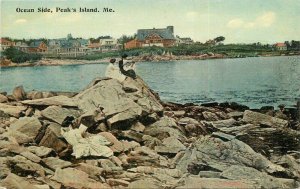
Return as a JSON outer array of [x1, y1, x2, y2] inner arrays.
[[1, 56, 300, 108]]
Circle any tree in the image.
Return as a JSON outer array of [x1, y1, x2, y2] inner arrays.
[[118, 34, 136, 49], [214, 36, 225, 43], [3, 47, 41, 63]]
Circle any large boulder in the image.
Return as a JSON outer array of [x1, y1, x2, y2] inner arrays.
[[175, 133, 285, 175], [74, 77, 163, 128]]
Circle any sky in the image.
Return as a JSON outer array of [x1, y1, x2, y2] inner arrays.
[[0, 0, 299, 44]]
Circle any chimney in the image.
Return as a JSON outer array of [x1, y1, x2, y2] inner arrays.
[[167, 26, 174, 34]]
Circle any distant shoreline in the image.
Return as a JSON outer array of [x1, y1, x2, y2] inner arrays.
[[1, 53, 300, 68]]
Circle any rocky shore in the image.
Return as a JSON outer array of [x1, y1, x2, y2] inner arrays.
[[1, 53, 299, 68], [0, 53, 225, 68], [0, 76, 300, 188]]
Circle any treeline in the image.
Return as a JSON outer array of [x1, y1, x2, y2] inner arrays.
[[1, 47, 42, 63]]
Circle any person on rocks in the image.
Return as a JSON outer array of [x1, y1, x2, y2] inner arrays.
[[105, 58, 126, 82], [118, 54, 137, 79]]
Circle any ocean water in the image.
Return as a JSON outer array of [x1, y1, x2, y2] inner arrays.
[[1, 56, 300, 108]]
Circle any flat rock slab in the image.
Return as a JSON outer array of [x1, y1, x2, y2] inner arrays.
[[0, 103, 27, 118], [243, 110, 288, 127], [21, 95, 78, 107], [51, 168, 110, 189], [1, 173, 40, 189], [41, 106, 80, 125], [43, 157, 72, 170]]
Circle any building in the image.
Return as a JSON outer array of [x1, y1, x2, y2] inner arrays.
[[125, 26, 176, 49], [47, 35, 89, 57], [275, 43, 287, 51], [15, 41, 29, 52], [100, 38, 118, 52], [0, 38, 15, 52], [176, 36, 194, 45], [88, 37, 118, 52], [28, 41, 47, 53]]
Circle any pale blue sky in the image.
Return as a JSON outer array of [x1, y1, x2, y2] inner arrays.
[[1, 0, 299, 43]]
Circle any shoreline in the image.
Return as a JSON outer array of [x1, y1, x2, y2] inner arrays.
[[1, 53, 299, 68]]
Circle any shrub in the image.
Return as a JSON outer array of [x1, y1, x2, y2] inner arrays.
[[2, 47, 42, 63]]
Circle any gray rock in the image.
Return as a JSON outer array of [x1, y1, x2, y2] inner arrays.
[[76, 79, 142, 125], [75, 78, 163, 128], [39, 123, 67, 153], [130, 121, 145, 132], [144, 117, 184, 140], [202, 111, 219, 121], [75, 163, 104, 180], [41, 105, 80, 125], [221, 165, 297, 188], [227, 111, 244, 119], [0, 94, 8, 103], [178, 117, 199, 125], [121, 130, 143, 142], [27, 146, 53, 157], [27, 91, 43, 100], [177, 177, 258, 189], [51, 168, 109, 189], [22, 95, 77, 107], [243, 110, 288, 127], [0, 103, 27, 118], [1, 173, 40, 189], [7, 155, 45, 177], [99, 132, 124, 152], [43, 157, 72, 170], [155, 136, 186, 154], [206, 118, 237, 129], [0, 157, 10, 179], [12, 86, 26, 101], [199, 171, 221, 178], [176, 135, 285, 175], [128, 177, 162, 189], [274, 155, 300, 179], [9, 117, 42, 142]]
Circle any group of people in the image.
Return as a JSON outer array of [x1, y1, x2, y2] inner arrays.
[[105, 54, 137, 82]]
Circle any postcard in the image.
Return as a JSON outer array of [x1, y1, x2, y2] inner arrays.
[[0, 0, 300, 188]]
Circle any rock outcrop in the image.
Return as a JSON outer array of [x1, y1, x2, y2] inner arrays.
[[0, 76, 299, 188]]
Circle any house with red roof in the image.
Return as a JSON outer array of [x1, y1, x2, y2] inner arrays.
[[0, 38, 15, 52], [125, 26, 176, 49], [274, 43, 287, 51]]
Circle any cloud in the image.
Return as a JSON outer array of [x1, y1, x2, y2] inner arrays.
[[227, 11, 276, 29], [256, 12, 276, 27], [15, 19, 27, 24], [227, 18, 244, 28], [186, 11, 199, 21]]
